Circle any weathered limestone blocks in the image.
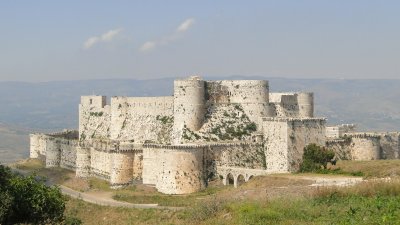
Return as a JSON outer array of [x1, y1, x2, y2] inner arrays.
[[263, 117, 326, 173], [327, 132, 400, 160], [350, 136, 381, 160], [268, 92, 314, 118], [155, 147, 206, 194], [173, 76, 206, 144], [110, 151, 134, 187], [75, 146, 91, 177]]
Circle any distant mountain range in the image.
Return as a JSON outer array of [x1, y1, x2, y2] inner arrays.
[[1, 76, 399, 164]]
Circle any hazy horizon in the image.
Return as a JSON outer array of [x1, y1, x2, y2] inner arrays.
[[1, 1, 400, 82]]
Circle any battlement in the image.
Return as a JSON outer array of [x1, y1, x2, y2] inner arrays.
[[344, 132, 381, 139], [143, 142, 262, 150], [262, 117, 326, 123]]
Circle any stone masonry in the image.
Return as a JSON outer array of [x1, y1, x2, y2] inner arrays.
[[29, 76, 400, 194]]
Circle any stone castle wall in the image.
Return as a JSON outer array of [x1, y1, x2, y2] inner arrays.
[[263, 118, 326, 173], [326, 132, 400, 160], [110, 96, 173, 143], [269, 92, 314, 118], [30, 130, 79, 169]]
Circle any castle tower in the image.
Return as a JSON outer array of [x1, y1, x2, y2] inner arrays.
[[155, 146, 206, 194], [220, 80, 270, 130], [173, 76, 206, 144], [110, 151, 134, 187], [297, 92, 314, 118]]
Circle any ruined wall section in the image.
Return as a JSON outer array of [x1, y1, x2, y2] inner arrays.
[[326, 132, 399, 160], [269, 93, 299, 117], [263, 118, 326, 173], [29, 131, 78, 169], [79, 96, 111, 141], [110, 96, 173, 143], [269, 92, 314, 118]]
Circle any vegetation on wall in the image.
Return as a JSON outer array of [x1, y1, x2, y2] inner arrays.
[[182, 104, 258, 142]]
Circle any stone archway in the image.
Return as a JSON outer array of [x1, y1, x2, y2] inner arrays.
[[226, 173, 234, 185], [237, 174, 245, 187], [247, 175, 254, 182]]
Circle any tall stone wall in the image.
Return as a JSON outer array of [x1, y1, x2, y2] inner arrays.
[[90, 148, 112, 180], [30, 131, 79, 169], [76, 146, 91, 177], [212, 143, 265, 169], [263, 120, 289, 172], [326, 132, 400, 160], [142, 146, 162, 185], [263, 118, 326, 173], [79, 96, 111, 141], [110, 96, 173, 143]]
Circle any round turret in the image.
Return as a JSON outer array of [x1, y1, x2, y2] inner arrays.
[[173, 76, 206, 143], [351, 136, 381, 160], [219, 80, 271, 129], [297, 92, 314, 118], [110, 151, 134, 187], [156, 147, 205, 194]]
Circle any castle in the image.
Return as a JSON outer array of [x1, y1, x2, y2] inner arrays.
[[30, 76, 400, 194]]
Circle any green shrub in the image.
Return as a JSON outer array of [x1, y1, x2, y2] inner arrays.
[[0, 165, 66, 224], [300, 144, 335, 172]]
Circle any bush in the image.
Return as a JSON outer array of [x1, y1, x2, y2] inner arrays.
[[300, 144, 335, 172], [0, 165, 66, 224]]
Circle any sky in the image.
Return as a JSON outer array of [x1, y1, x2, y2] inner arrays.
[[0, 0, 400, 82]]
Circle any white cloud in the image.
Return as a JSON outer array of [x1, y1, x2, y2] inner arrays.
[[83, 28, 122, 49], [140, 41, 156, 52], [83, 37, 100, 49], [177, 18, 195, 32], [139, 18, 195, 52], [101, 28, 122, 41]]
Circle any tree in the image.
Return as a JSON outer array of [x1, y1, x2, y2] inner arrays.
[[0, 165, 66, 224], [300, 143, 335, 172]]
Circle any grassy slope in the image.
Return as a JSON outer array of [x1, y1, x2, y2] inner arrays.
[[14, 159, 400, 224]]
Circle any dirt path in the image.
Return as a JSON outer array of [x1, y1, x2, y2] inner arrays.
[[11, 168, 183, 210]]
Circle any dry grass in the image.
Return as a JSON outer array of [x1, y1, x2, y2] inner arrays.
[[313, 178, 400, 198], [329, 160, 400, 178], [65, 197, 185, 225]]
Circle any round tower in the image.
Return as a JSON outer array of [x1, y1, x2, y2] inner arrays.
[[351, 136, 381, 160], [110, 151, 134, 188], [221, 80, 271, 129], [297, 92, 314, 118], [173, 76, 206, 144], [156, 146, 205, 194]]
